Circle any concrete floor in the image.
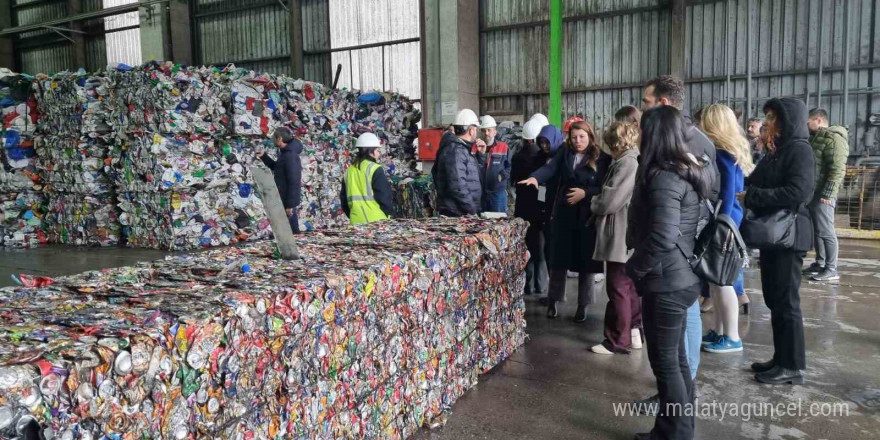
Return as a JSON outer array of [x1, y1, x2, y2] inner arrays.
[[2, 241, 879, 439]]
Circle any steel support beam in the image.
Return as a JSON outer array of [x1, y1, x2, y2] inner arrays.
[[0, 0, 13, 69], [480, 63, 880, 99], [289, 0, 304, 79], [0, 0, 169, 36], [169, 0, 193, 65], [669, 0, 687, 80], [549, 0, 562, 126], [480, 5, 668, 33], [843, 0, 851, 127], [746, 0, 752, 121], [69, 0, 87, 69]]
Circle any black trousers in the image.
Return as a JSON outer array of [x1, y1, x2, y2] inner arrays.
[[642, 283, 702, 440], [525, 223, 549, 295], [760, 249, 807, 370]]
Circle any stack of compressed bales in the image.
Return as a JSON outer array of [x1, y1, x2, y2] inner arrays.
[[107, 63, 270, 249], [0, 69, 44, 247], [0, 217, 528, 439], [33, 71, 119, 246], [224, 67, 421, 231]]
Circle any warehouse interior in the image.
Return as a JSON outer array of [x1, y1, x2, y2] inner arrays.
[[2, 1, 880, 440]]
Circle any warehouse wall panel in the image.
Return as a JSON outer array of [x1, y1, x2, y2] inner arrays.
[[480, 0, 668, 125], [195, 2, 290, 74], [303, 0, 331, 83], [19, 44, 69, 74], [328, 0, 420, 99], [481, 0, 550, 28], [563, 0, 664, 16], [85, 36, 106, 72], [683, 0, 880, 155]]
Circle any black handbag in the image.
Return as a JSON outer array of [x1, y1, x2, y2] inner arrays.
[[739, 207, 798, 250], [678, 201, 748, 286]]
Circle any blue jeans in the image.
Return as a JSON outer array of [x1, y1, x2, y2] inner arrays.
[[684, 299, 701, 380], [734, 268, 744, 296], [483, 190, 508, 213]]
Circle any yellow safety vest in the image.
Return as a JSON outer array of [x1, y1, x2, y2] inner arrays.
[[344, 160, 389, 225]]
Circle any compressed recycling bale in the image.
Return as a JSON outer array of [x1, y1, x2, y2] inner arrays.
[[0, 217, 528, 439]]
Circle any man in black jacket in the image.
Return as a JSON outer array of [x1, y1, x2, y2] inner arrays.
[[432, 109, 485, 216], [631, 75, 719, 413], [257, 127, 303, 233], [643, 75, 720, 201]]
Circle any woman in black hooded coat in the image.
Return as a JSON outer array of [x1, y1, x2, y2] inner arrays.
[[744, 98, 815, 385]]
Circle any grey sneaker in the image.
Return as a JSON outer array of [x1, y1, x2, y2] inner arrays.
[[802, 262, 823, 276], [811, 268, 840, 281]]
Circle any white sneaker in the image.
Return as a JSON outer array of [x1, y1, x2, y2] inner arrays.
[[631, 329, 643, 349], [567, 271, 578, 278], [590, 344, 613, 355], [594, 273, 605, 284]]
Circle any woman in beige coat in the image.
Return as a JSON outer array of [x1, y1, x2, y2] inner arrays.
[[590, 121, 642, 354]]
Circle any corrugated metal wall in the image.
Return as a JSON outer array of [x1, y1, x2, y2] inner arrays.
[[103, 0, 141, 68], [480, 0, 880, 156], [684, 0, 880, 156], [328, 0, 420, 99], [11, 0, 140, 74], [480, 0, 668, 129], [192, 0, 331, 83], [13, 0, 71, 73], [302, 0, 331, 84], [194, 0, 291, 74]]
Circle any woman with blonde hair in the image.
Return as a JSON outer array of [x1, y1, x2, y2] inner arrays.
[[699, 103, 755, 354], [590, 121, 642, 354]]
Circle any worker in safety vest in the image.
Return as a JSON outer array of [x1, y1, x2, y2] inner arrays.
[[339, 133, 394, 225]]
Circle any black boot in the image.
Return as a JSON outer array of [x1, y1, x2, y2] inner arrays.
[[755, 366, 805, 385], [547, 301, 559, 318], [573, 305, 587, 323], [751, 359, 776, 373], [634, 393, 659, 416]]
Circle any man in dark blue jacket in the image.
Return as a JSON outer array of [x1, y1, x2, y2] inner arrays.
[[432, 109, 484, 216], [257, 127, 303, 233]]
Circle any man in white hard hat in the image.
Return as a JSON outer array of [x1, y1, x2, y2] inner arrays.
[[475, 115, 512, 213], [431, 109, 485, 216], [530, 113, 550, 128], [339, 132, 393, 225]]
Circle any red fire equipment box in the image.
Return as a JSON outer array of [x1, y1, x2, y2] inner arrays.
[[418, 128, 445, 161]]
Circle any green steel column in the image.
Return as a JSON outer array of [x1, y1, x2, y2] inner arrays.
[[549, 0, 562, 126]]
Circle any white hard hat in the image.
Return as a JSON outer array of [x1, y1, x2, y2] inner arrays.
[[454, 109, 480, 127], [479, 115, 497, 129], [355, 132, 381, 148], [522, 119, 543, 141], [530, 113, 550, 127]]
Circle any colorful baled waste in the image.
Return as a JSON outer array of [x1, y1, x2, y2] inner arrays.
[[2, 62, 426, 249], [0, 217, 528, 439], [0, 69, 44, 248]]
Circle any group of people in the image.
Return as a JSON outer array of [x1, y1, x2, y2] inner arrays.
[[427, 75, 849, 440], [253, 73, 850, 440]]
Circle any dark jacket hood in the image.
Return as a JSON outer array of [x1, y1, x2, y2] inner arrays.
[[537, 125, 564, 153], [284, 139, 303, 155], [763, 98, 809, 147]]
